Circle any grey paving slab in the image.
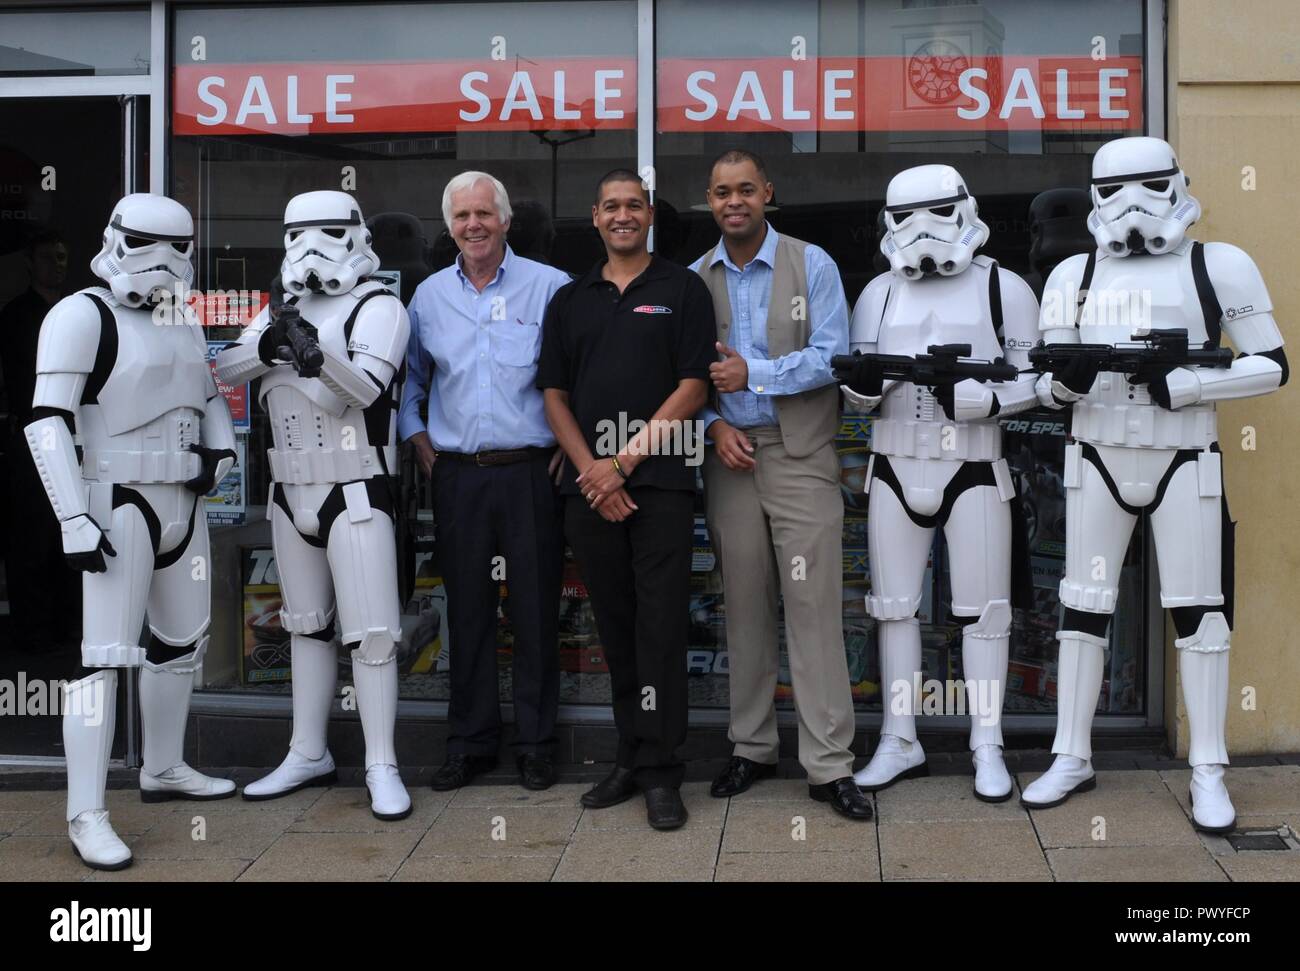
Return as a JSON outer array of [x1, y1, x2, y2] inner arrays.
[[552, 826, 721, 882], [720, 799, 875, 855], [879, 819, 1051, 881], [130, 809, 298, 861], [448, 783, 591, 809], [85, 858, 252, 882], [412, 805, 579, 859], [0, 835, 100, 881], [238, 830, 423, 881], [393, 855, 559, 882], [1025, 788, 1202, 849], [287, 786, 450, 833], [715, 850, 880, 882], [0, 790, 62, 813], [1046, 845, 1227, 882], [874, 774, 1026, 823]]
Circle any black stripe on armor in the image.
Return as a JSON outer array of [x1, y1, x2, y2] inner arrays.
[[111, 484, 160, 555], [868, 454, 997, 530], [154, 496, 200, 571], [81, 293, 118, 406]]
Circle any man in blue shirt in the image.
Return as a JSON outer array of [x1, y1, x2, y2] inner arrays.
[[399, 171, 569, 791], [692, 149, 871, 821]]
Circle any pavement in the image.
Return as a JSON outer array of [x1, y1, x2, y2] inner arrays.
[[1, 762, 1299, 881]]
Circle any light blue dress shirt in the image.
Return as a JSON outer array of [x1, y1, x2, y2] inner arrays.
[[689, 223, 849, 433], [398, 245, 571, 452]]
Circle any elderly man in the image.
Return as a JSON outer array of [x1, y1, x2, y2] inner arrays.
[[399, 172, 570, 791]]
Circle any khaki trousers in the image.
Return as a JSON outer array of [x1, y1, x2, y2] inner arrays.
[[704, 426, 855, 784]]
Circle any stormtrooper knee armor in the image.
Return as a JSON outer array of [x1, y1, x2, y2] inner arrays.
[[841, 165, 1043, 801], [1021, 137, 1288, 830], [216, 190, 411, 821], [25, 194, 238, 869]]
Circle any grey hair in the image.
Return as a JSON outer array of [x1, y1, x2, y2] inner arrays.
[[441, 171, 513, 227]]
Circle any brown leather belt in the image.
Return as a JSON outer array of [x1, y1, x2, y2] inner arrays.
[[436, 446, 552, 467]]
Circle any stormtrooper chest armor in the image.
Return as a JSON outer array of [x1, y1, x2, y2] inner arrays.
[[78, 295, 208, 484], [873, 259, 1004, 462], [259, 283, 391, 485], [1071, 244, 1218, 450]]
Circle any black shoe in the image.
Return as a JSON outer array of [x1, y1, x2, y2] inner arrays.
[[809, 777, 874, 821], [517, 754, 556, 791], [710, 756, 778, 797], [644, 787, 688, 830], [430, 754, 497, 791], [580, 766, 637, 808]]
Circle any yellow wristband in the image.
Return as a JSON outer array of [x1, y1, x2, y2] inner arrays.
[[612, 456, 629, 480]]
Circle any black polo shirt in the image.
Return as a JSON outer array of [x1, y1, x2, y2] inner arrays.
[[536, 255, 715, 495]]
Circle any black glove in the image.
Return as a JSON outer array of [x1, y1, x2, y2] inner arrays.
[[1129, 364, 1176, 409], [844, 354, 885, 398], [184, 444, 238, 495], [930, 382, 957, 422], [63, 514, 117, 574], [257, 308, 293, 366], [1055, 354, 1102, 397]]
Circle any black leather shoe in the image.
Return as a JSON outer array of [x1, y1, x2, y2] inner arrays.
[[430, 754, 497, 791], [643, 787, 688, 830], [710, 756, 778, 797], [809, 777, 874, 821], [517, 754, 556, 791], [580, 766, 637, 808]]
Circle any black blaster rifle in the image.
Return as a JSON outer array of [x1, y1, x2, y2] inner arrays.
[[269, 283, 325, 379], [831, 343, 1020, 386], [1027, 328, 1234, 375]]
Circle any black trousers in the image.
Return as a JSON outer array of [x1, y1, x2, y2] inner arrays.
[[564, 486, 693, 789], [432, 453, 563, 757]]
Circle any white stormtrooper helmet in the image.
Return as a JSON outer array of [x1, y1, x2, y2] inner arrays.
[[280, 190, 380, 296], [880, 164, 988, 280], [1087, 136, 1200, 257], [90, 193, 195, 308]]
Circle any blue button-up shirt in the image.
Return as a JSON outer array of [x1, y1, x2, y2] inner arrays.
[[689, 223, 849, 433], [398, 245, 571, 452]]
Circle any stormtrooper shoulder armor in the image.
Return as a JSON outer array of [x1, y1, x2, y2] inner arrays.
[[1038, 253, 1093, 340], [346, 284, 409, 369], [32, 290, 111, 412], [1202, 241, 1273, 325]]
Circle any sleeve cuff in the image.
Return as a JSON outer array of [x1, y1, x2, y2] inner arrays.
[[747, 358, 776, 394]]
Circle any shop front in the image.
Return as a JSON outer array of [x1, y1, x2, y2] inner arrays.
[[0, 0, 1166, 767]]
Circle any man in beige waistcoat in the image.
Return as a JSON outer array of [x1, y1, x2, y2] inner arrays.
[[691, 149, 870, 820]]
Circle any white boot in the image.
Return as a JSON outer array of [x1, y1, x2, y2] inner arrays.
[[972, 745, 1013, 802], [138, 639, 236, 802], [353, 651, 411, 821], [854, 734, 928, 792], [1022, 630, 1106, 808], [243, 634, 338, 801], [962, 603, 1011, 802], [64, 670, 131, 870], [1177, 621, 1235, 833], [1020, 754, 1096, 808], [1189, 764, 1236, 834]]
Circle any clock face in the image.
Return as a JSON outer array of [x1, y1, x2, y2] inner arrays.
[[907, 39, 970, 104]]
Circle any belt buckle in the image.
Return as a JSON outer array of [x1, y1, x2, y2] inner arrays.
[[475, 451, 489, 467]]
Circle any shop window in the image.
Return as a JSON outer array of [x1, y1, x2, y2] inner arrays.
[[173, 1, 638, 702], [656, 0, 1149, 716]]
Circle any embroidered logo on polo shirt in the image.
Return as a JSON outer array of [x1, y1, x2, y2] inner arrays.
[[632, 304, 672, 314]]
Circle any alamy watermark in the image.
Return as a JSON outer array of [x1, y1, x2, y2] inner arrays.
[[0, 673, 104, 726], [593, 414, 706, 467]]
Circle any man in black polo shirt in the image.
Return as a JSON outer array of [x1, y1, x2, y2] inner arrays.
[[537, 169, 713, 830]]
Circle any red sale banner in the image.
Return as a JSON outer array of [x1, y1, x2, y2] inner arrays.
[[173, 58, 638, 134], [657, 56, 1143, 132], [173, 55, 1142, 136]]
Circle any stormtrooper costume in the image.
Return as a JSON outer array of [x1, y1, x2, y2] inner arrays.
[[1020, 137, 1288, 832], [215, 190, 411, 820], [841, 165, 1041, 801], [25, 194, 238, 870]]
